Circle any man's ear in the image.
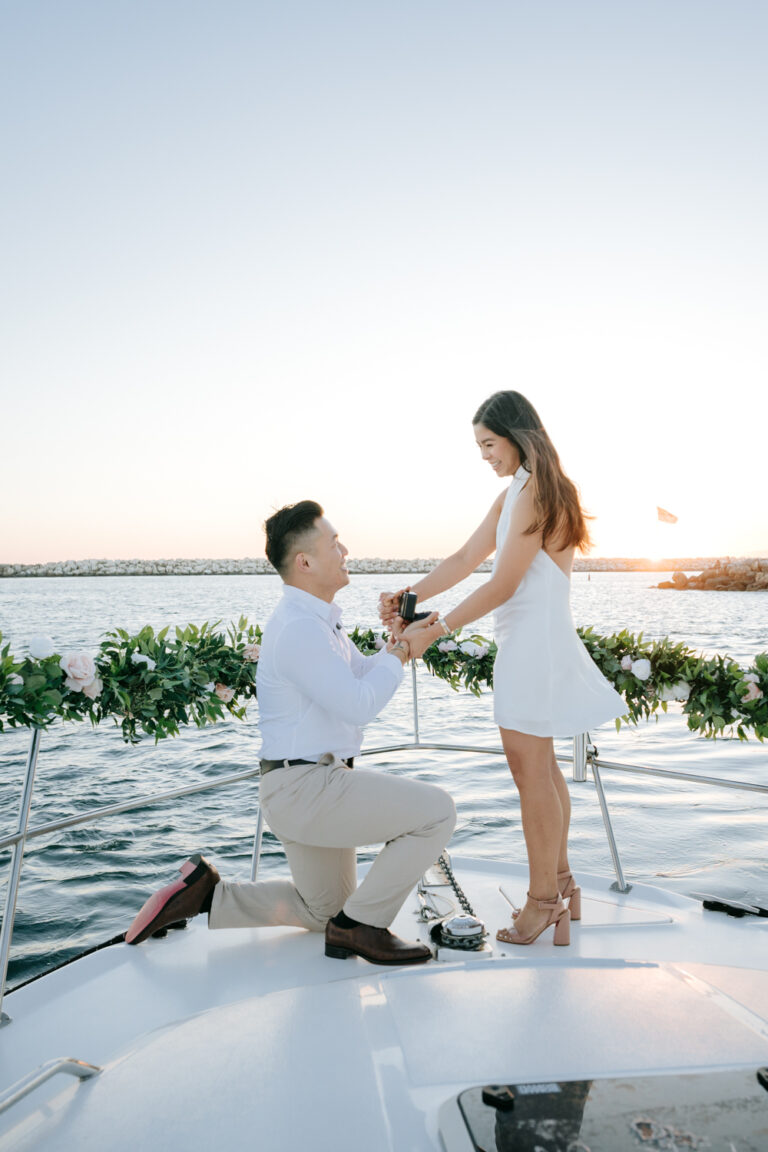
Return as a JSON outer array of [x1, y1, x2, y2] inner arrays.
[[295, 551, 311, 573]]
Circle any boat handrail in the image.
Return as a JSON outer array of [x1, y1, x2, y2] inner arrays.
[[1, 744, 765, 858], [1, 662, 765, 1026], [0, 1058, 101, 1116]]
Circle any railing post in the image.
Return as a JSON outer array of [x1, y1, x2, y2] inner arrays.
[[572, 732, 588, 782], [411, 660, 420, 745], [590, 755, 631, 893], [0, 728, 43, 1027]]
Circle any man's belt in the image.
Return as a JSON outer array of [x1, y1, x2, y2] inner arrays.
[[259, 756, 354, 776]]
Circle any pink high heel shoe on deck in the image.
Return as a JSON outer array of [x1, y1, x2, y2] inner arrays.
[[511, 870, 582, 923], [496, 892, 571, 946]]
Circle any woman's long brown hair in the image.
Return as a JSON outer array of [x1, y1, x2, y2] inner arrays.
[[473, 391, 592, 551]]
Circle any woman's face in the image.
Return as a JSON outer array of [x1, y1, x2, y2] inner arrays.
[[473, 423, 521, 478]]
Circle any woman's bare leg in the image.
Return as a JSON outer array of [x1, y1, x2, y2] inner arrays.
[[500, 727, 563, 937]]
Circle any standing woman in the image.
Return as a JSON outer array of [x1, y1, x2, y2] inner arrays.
[[379, 391, 626, 946]]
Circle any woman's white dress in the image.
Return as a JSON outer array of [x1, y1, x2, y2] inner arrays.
[[492, 465, 626, 737]]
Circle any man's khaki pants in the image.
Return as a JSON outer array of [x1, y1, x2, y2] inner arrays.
[[209, 754, 456, 931]]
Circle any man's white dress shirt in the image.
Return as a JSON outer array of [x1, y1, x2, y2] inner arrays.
[[257, 585, 404, 762]]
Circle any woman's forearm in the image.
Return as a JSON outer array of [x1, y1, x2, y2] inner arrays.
[[442, 576, 511, 633], [410, 551, 481, 603]]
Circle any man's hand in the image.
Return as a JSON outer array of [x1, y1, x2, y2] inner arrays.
[[379, 588, 409, 638]]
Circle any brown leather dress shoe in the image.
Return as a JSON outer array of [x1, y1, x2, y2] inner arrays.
[[125, 854, 220, 944], [325, 920, 432, 965]]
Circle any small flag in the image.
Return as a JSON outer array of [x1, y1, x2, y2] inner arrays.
[[657, 506, 678, 524]]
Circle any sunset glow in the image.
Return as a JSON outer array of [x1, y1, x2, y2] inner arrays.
[[2, 3, 766, 566]]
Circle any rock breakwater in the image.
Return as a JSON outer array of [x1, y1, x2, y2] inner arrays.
[[1, 556, 727, 578], [658, 558, 768, 592]]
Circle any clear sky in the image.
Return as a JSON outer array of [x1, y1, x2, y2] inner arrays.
[[2, 1, 766, 564]]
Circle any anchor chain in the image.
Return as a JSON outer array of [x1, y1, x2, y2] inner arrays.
[[435, 852, 477, 919], [419, 853, 488, 951]]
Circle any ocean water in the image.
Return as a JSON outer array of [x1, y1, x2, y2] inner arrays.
[[1, 571, 766, 986]]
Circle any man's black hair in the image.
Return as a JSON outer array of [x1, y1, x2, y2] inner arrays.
[[264, 500, 324, 576]]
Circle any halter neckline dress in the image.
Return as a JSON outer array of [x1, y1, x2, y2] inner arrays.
[[491, 464, 626, 737]]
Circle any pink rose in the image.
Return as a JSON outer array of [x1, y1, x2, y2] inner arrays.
[[243, 643, 261, 663], [620, 655, 633, 671], [82, 676, 104, 700], [215, 683, 235, 703], [60, 651, 97, 692], [742, 681, 763, 703]]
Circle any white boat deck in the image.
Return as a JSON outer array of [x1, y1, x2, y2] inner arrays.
[[1, 857, 767, 1150]]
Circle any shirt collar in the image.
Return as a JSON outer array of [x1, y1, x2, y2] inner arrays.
[[282, 584, 341, 628]]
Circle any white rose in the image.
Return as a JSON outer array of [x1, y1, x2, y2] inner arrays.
[[215, 683, 235, 703], [60, 652, 97, 692], [243, 642, 261, 663], [82, 676, 104, 700], [374, 637, 385, 650], [659, 681, 691, 702], [742, 681, 764, 703], [29, 635, 56, 660], [475, 644, 489, 658], [743, 672, 760, 684], [131, 653, 157, 670], [620, 655, 633, 672], [203, 682, 215, 693], [460, 641, 480, 656], [631, 658, 652, 681]]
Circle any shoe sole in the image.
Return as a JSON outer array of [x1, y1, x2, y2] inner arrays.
[[325, 943, 431, 965], [125, 859, 198, 945]]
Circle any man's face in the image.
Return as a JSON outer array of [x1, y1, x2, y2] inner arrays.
[[299, 516, 349, 597]]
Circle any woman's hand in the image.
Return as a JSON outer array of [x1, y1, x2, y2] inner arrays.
[[399, 613, 441, 660]]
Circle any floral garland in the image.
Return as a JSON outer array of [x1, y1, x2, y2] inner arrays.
[[0, 621, 765, 745]]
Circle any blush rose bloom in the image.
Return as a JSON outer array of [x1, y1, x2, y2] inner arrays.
[[243, 643, 261, 663], [29, 635, 56, 660], [82, 677, 104, 700], [438, 640, 458, 653], [620, 655, 633, 672], [659, 681, 691, 702], [742, 681, 764, 703], [373, 637, 386, 651], [460, 641, 489, 658], [60, 652, 97, 692], [631, 658, 652, 681], [214, 683, 235, 703]]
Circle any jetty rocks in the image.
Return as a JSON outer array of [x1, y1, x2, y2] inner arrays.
[[658, 558, 768, 592], [0, 556, 726, 579]]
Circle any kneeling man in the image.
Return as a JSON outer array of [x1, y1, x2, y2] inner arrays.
[[126, 500, 456, 964]]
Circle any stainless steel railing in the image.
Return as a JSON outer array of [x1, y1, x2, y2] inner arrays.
[[1, 661, 766, 1024], [0, 1057, 101, 1115]]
